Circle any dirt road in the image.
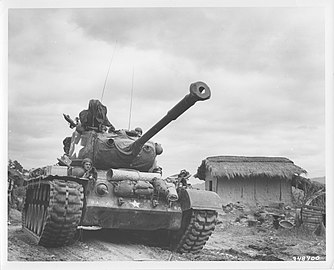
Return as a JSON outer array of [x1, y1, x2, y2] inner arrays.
[[7, 208, 326, 262]]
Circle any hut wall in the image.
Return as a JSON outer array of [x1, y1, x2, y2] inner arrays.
[[280, 178, 293, 204], [262, 177, 292, 205], [215, 177, 255, 205], [205, 174, 218, 192], [215, 178, 230, 203], [241, 177, 255, 203], [211, 174, 293, 206], [254, 177, 281, 206]]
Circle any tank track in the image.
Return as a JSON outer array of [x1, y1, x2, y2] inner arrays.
[[173, 209, 217, 254], [22, 178, 84, 247]]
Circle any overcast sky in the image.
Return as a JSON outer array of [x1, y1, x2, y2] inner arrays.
[[7, 6, 326, 181]]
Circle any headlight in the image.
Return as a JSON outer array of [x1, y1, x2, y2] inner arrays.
[[96, 183, 109, 195]]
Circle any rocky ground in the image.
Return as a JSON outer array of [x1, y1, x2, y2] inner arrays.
[[7, 205, 326, 263]]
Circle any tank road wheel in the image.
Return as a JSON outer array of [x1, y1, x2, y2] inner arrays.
[[22, 179, 84, 247], [171, 209, 217, 254]]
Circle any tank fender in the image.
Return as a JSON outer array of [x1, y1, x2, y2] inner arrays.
[[178, 188, 222, 211]]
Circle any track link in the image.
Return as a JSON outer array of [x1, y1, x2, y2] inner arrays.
[[22, 179, 84, 247], [173, 209, 217, 254]]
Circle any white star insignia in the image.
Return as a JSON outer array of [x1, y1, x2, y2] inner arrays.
[[130, 200, 140, 208], [73, 138, 85, 157]]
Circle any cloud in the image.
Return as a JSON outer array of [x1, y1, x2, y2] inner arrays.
[[71, 7, 324, 79]]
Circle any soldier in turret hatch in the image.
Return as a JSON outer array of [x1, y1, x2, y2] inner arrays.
[[135, 127, 143, 136], [79, 99, 115, 132]]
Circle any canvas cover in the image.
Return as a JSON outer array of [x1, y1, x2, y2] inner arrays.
[[69, 130, 157, 172], [79, 99, 112, 130]]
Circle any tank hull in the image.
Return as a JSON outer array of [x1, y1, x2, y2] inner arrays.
[[81, 172, 183, 230], [82, 202, 182, 230], [22, 165, 221, 253]]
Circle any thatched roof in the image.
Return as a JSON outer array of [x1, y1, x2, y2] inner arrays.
[[195, 156, 307, 181]]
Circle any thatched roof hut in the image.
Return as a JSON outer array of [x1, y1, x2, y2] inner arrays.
[[196, 156, 307, 180], [196, 156, 307, 206]]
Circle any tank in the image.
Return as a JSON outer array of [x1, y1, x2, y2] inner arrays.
[[22, 81, 222, 254]]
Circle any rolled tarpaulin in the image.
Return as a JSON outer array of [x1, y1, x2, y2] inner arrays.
[[151, 178, 179, 202], [166, 182, 178, 202], [107, 168, 161, 182]]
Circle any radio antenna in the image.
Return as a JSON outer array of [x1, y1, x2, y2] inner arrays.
[[128, 67, 135, 130], [101, 41, 117, 102]]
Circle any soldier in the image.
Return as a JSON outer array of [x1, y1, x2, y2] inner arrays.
[[82, 158, 97, 180], [62, 137, 72, 155], [108, 126, 116, 133], [134, 127, 143, 136], [101, 125, 108, 133], [177, 169, 191, 188], [79, 99, 115, 132]]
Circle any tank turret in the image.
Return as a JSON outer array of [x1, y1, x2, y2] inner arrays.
[[68, 81, 211, 172]]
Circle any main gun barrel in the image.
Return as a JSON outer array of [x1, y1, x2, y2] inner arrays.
[[131, 81, 211, 157]]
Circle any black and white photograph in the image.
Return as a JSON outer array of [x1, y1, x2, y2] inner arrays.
[[2, 0, 333, 269]]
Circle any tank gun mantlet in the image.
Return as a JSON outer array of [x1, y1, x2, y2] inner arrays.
[[95, 130, 158, 156], [113, 138, 157, 157]]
